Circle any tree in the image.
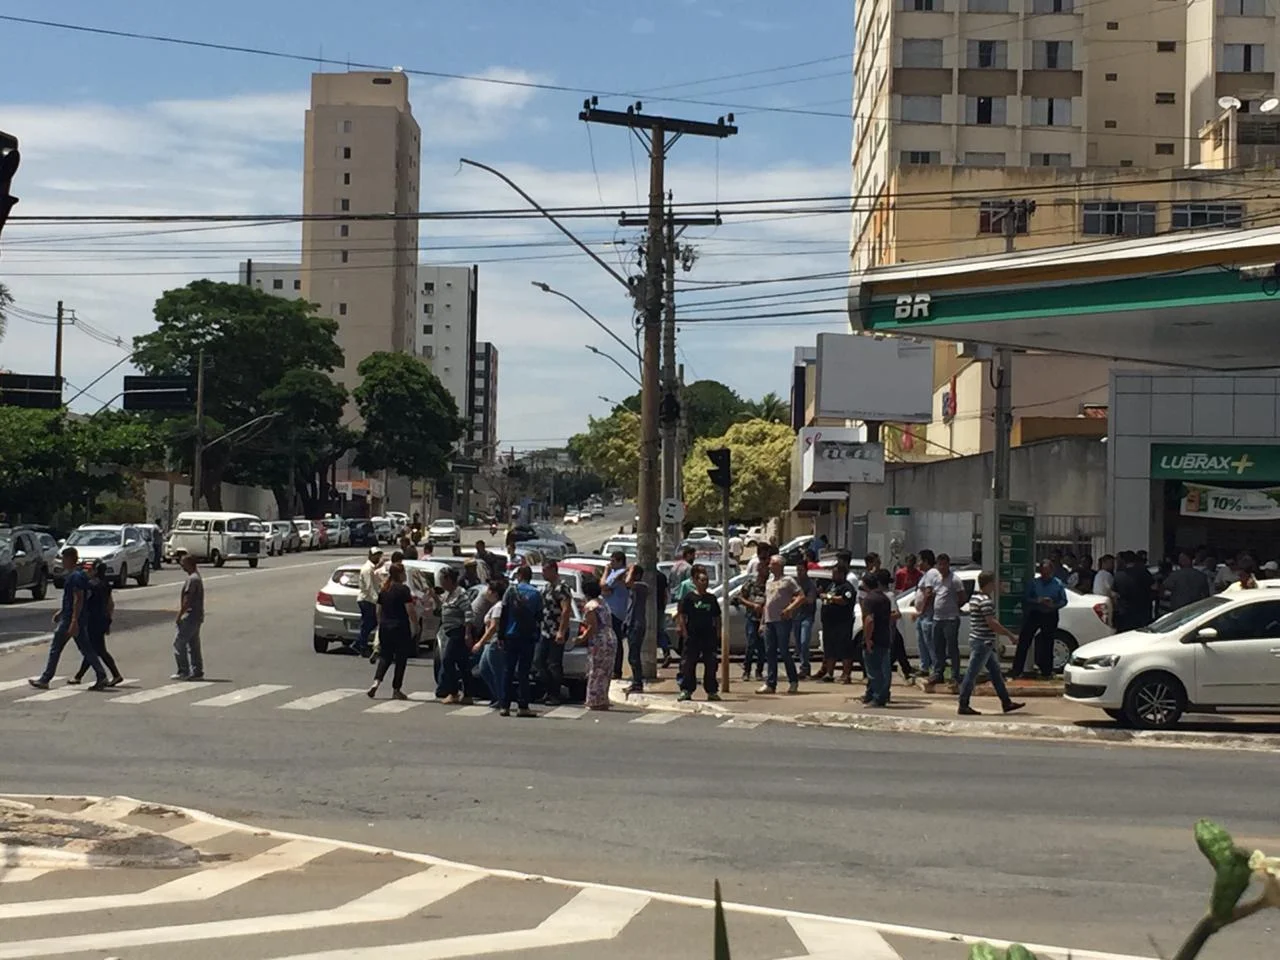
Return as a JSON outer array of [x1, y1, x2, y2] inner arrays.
[[682, 419, 793, 525], [352, 352, 465, 482], [684, 380, 746, 440], [0, 281, 10, 343], [742, 391, 790, 425], [568, 410, 641, 497], [132, 280, 344, 509]]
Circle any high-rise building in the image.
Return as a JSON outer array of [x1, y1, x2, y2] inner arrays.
[[472, 342, 499, 466], [415, 265, 478, 423], [239, 261, 304, 300], [301, 71, 420, 395]]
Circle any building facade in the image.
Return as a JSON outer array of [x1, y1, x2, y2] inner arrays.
[[472, 341, 499, 466], [239, 261, 304, 300], [415, 265, 477, 420], [301, 71, 420, 397]]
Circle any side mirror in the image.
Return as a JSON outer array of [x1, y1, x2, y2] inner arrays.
[[13, 549, 25, 558], [1195, 626, 1219, 642]]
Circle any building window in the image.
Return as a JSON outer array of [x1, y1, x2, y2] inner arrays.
[[343, 172, 351, 185], [1155, 91, 1177, 104], [1119, 159, 1134, 167], [1223, 0, 1267, 15], [968, 0, 1007, 11], [978, 200, 1030, 235], [964, 151, 1006, 166], [293, 279, 301, 290], [900, 94, 943, 122], [1223, 43, 1265, 71], [423, 345, 433, 359], [423, 281, 435, 294], [900, 150, 942, 164], [1106, 20, 1119, 28], [342, 146, 351, 160], [1155, 142, 1176, 154], [340, 250, 349, 263], [1157, 40, 1177, 52], [340, 198, 350, 212], [272, 278, 283, 290], [339, 224, 349, 237], [342, 120, 353, 133], [965, 95, 1007, 125], [338, 302, 348, 316], [1032, 40, 1072, 69], [1031, 0, 1072, 10], [1172, 202, 1245, 229], [423, 303, 434, 315], [423, 323, 434, 335], [1030, 152, 1072, 166], [967, 39, 1008, 68], [901, 0, 939, 9], [902, 38, 944, 67], [1104, 119, 1118, 128], [1082, 202, 1156, 236], [1106, 72, 1118, 80]]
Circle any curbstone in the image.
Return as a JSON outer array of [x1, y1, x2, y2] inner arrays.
[[0, 800, 202, 870]]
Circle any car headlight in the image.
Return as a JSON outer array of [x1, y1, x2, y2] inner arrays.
[[1078, 654, 1120, 669]]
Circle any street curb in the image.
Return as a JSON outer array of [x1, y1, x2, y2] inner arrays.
[[607, 685, 1280, 753], [0, 633, 54, 655]]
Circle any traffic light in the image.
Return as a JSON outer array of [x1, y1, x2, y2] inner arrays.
[[707, 447, 731, 491], [0, 131, 18, 245]]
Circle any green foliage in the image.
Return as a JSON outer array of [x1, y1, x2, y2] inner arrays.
[[683, 419, 792, 524], [741, 391, 790, 425], [571, 410, 641, 497], [684, 380, 745, 440], [352, 352, 465, 480], [1194, 819, 1253, 927]]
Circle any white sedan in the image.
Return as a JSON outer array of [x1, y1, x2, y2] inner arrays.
[[1065, 592, 1280, 728], [427, 519, 460, 545], [251, 521, 282, 557], [563, 511, 581, 525]]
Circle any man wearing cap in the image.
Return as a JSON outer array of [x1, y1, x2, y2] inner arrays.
[[29, 546, 107, 691], [356, 546, 384, 658]]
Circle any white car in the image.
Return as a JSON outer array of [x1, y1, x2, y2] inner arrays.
[[252, 521, 282, 557], [313, 561, 430, 655], [64, 525, 152, 588], [271, 520, 302, 553], [1065, 592, 1280, 728], [293, 519, 320, 550], [563, 511, 581, 525], [428, 519, 460, 545], [321, 517, 350, 548]]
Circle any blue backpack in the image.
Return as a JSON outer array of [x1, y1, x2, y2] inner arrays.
[[504, 583, 542, 639]]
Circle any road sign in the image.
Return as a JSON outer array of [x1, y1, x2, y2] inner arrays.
[[660, 498, 685, 524], [0, 373, 62, 409], [122, 375, 195, 411]]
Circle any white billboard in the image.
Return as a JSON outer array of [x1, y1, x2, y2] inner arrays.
[[798, 426, 885, 489], [813, 333, 933, 423]]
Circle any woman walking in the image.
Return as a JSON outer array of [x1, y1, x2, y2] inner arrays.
[[70, 561, 124, 686], [580, 577, 617, 710], [368, 563, 413, 700]]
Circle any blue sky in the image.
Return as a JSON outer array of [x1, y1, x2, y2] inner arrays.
[[0, 0, 855, 447]]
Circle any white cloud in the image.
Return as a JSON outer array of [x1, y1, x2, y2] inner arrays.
[[0, 82, 852, 450]]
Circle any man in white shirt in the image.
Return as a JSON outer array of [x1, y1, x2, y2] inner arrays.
[[356, 547, 383, 658], [727, 532, 744, 563], [1092, 554, 1115, 598]]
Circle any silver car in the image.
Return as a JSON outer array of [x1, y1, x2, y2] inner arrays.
[[312, 562, 431, 655], [271, 520, 303, 553]]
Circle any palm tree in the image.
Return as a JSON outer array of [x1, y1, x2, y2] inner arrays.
[[744, 391, 790, 424], [0, 281, 9, 343]]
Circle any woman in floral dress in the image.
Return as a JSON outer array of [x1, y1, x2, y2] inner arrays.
[[581, 577, 616, 710]]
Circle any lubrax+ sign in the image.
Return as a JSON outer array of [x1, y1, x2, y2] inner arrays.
[[1150, 444, 1280, 482]]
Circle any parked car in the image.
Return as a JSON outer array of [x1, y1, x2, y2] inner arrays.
[[599, 538, 639, 561], [428, 518, 461, 545], [348, 519, 379, 548], [65, 524, 153, 587], [321, 517, 350, 548], [1065, 592, 1280, 728], [251, 521, 283, 557], [370, 517, 397, 544], [166, 512, 263, 569], [687, 527, 724, 542], [271, 520, 302, 554], [0, 527, 52, 602], [293, 519, 320, 550], [312, 560, 431, 655]]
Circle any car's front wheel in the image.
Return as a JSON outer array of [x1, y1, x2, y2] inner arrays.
[[31, 568, 47, 601], [116, 564, 129, 589], [1052, 630, 1079, 673], [212, 550, 225, 568], [248, 557, 259, 569], [136, 562, 150, 586], [1123, 672, 1186, 729], [313, 635, 328, 653]]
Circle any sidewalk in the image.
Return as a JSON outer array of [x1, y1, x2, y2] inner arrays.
[[608, 667, 1280, 752], [0, 796, 201, 869]]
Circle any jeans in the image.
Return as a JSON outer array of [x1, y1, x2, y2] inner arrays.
[[959, 638, 1012, 706], [680, 632, 719, 695], [915, 616, 935, 676], [793, 616, 814, 676], [357, 600, 377, 654], [863, 643, 892, 705], [930, 618, 960, 683], [40, 621, 104, 684], [173, 617, 204, 678], [763, 620, 798, 689], [1012, 609, 1059, 678], [535, 635, 565, 702], [434, 626, 469, 698], [501, 634, 537, 710], [611, 615, 627, 678], [625, 622, 645, 688], [743, 617, 765, 676], [479, 642, 507, 705]]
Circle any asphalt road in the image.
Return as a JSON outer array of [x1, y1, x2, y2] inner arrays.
[[1, 505, 1276, 958]]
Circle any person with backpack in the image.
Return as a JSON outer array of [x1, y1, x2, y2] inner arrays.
[[499, 565, 543, 717]]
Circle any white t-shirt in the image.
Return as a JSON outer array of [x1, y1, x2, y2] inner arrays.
[[484, 601, 503, 625], [727, 536, 744, 559], [1092, 569, 1114, 596]]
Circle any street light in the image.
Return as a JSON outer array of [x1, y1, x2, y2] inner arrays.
[[586, 345, 642, 386], [531, 281, 641, 365]]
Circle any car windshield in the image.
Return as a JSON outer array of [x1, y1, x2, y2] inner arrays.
[[1141, 596, 1230, 633], [67, 529, 122, 547], [227, 518, 254, 533], [331, 568, 360, 589]]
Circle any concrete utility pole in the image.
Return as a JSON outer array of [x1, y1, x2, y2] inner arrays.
[[53, 301, 64, 383], [582, 100, 736, 681], [991, 199, 1036, 500], [192, 349, 206, 510]]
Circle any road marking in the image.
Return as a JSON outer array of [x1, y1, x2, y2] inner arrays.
[[193, 684, 291, 708], [0, 868, 49, 883], [629, 712, 681, 725], [365, 699, 421, 714], [110, 681, 211, 705], [0, 866, 482, 959], [0, 679, 36, 692], [448, 705, 494, 717], [252, 887, 651, 960], [719, 718, 763, 730], [278, 688, 366, 711], [789, 917, 901, 959], [0, 838, 334, 921], [163, 821, 233, 845], [75, 797, 138, 823], [15, 686, 84, 703], [544, 706, 588, 720]]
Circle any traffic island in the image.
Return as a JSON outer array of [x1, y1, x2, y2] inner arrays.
[[0, 798, 201, 869]]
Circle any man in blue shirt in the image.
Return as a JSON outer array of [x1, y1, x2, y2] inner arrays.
[[1011, 559, 1069, 680], [601, 550, 630, 680], [499, 565, 543, 717], [29, 547, 107, 690]]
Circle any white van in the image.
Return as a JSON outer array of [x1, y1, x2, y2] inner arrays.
[[167, 512, 265, 568]]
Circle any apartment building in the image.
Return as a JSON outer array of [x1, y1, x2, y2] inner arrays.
[[238, 261, 304, 300], [472, 342, 499, 466], [301, 71, 420, 395], [415, 265, 478, 422]]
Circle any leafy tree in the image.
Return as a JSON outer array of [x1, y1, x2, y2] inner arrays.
[[569, 410, 641, 497], [0, 281, 10, 343], [684, 380, 745, 439], [132, 280, 344, 509], [682, 419, 793, 524], [742, 391, 790, 425], [352, 352, 465, 482]]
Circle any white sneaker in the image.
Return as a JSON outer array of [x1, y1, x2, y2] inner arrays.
[[756, 684, 775, 694]]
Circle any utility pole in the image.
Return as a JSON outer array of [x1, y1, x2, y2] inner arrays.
[[991, 199, 1035, 500], [583, 99, 736, 682], [54, 301, 64, 384], [192, 349, 206, 510]]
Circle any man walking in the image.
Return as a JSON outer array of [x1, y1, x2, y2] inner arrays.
[[536, 559, 572, 705], [173, 555, 205, 680], [759, 555, 804, 695], [1162, 550, 1211, 611], [499, 565, 542, 717], [29, 546, 107, 691], [957, 572, 1025, 716], [913, 550, 937, 682], [602, 550, 630, 680], [356, 547, 383, 658], [677, 565, 721, 702], [922, 552, 965, 693], [1011, 559, 1067, 680], [859, 571, 893, 707]]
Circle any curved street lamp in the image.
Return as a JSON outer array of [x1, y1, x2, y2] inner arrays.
[[532, 281, 641, 365], [585, 345, 642, 386]]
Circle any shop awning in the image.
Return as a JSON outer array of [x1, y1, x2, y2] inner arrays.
[[790, 490, 849, 512]]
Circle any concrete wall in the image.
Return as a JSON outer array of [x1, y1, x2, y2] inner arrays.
[[145, 479, 279, 529]]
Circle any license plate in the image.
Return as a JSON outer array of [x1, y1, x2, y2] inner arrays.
[[245, 541, 259, 554]]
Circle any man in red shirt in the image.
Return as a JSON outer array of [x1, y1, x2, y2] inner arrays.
[[895, 554, 922, 593]]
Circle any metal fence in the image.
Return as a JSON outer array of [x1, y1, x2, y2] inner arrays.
[[973, 513, 1107, 564]]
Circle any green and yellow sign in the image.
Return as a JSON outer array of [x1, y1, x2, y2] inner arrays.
[[1150, 444, 1280, 482]]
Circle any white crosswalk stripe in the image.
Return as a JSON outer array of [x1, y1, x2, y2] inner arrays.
[[718, 718, 763, 730], [544, 706, 588, 720], [193, 683, 291, 707], [448, 705, 494, 717], [0, 678, 35, 692], [111, 681, 212, 704], [629, 712, 681, 725], [788, 917, 901, 960], [15, 686, 85, 703], [278, 688, 366, 711], [365, 699, 421, 714]]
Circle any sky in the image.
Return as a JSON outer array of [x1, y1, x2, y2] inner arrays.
[[0, 0, 855, 449]]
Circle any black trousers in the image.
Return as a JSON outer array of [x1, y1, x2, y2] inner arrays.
[[374, 624, 412, 689], [680, 632, 719, 695], [536, 635, 565, 701], [890, 627, 912, 676], [1012, 609, 1058, 677], [611, 615, 627, 678], [76, 622, 119, 680]]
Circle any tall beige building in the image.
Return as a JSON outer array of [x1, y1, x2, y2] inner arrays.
[[301, 71, 420, 394]]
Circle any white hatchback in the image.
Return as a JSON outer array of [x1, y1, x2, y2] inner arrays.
[[1065, 592, 1280, 728]]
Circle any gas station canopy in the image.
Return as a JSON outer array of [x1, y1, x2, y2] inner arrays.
[[849, 224, 1280, 371]]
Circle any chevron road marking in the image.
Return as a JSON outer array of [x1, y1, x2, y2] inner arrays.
[[161, 820, 234, 845], [0, 679, 34, 692], [75, 796, 140, 823], [0, 838, 335, 921], [249, 887, 652, 960], [0, 866, 482, 959], [786, 917, 902, 960], [544, 706, 588, 720]]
